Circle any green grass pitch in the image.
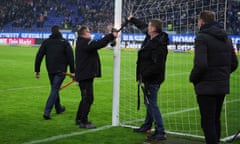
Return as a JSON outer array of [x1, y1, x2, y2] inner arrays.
[[0, 45, 239, 144]]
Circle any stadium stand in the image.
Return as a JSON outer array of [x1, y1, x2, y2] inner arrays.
[[0, 0, 239, 34], [0, 0, 113, 33]]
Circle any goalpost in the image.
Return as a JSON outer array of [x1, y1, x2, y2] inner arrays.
[[112, 0, 122, 126], [112, 0, 240, 142]]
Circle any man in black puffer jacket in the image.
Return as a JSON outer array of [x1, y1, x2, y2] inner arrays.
[[190, 10, 238, 144], [35, 25, 75, 120], [128, 16, 169, 142]]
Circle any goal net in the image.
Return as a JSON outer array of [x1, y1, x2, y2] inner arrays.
[[114, 0, 240, 141]]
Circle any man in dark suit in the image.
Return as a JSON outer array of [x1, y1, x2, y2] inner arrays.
[[34, 25, 75, 120], [75, 26, 118, 129], [127, 16, 169, 141], [190, 10, 238, 144]]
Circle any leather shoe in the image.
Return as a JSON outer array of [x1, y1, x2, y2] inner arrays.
[[79, 121, 96, 129], [146, 133, 167, 141], [43, 114, 51, 120], [56, 106, 65, 114], [76, 120, 81, 125], [133, 127, 151, 134]]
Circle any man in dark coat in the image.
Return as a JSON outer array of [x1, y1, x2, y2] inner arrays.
[[128, 16, 169, 141], [190, 10, 238, 144], [75, 26, 118, 129], [34, 25, 75, 120]]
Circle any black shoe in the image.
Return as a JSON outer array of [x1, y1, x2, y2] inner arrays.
[[79, 121, 96, 129], [43, 114, 51, 120], [75, 120, 81, 125], [56, 106, 65, 114], [146, 133, 167, 142], [133, 127, 151, 134]]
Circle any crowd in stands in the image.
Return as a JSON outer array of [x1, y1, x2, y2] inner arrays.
[[0, 0, 113, 33], [0, 0, 239, 34], [0, 0, 35, 29], [74, 0, 114, 33], [227, 0, 240, 34], [0, 0, 54, 29]]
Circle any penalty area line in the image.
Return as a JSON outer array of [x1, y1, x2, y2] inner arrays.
[[0, 86, 48, 92], [22, 125, 113, 144]]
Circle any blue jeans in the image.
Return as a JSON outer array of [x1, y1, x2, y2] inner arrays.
[[141, 83, 165, 135], [44, 73, 65, 115]]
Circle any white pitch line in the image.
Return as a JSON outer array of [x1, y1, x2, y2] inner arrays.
[[221, 133, 240, 142], [167, 72, 190, 76], [0, 79, 113, 92], [22, 125, 113, 144], [20, 97, 240, 144], [163, 107, 198, 116], [0, 72, 190, 92], [0, 86, 48, 92], [122, 106, 199, 125], [22, 107, 199, 144], [3, 74, 240, 143], [162, 97, 240, 117], [121, 97, 240, 125]]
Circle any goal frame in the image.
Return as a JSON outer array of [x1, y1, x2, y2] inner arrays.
[[111, 0, 239, 142]]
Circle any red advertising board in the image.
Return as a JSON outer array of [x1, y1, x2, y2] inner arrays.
[[0, 38, 35, 45]]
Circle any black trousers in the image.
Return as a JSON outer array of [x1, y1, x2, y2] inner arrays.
[[197, 94, 225, 144], [76, 78, 94, 123]]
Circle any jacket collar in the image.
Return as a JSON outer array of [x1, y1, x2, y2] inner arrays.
[[200, 21, 223, 31]]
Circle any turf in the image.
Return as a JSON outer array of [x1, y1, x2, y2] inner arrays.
[[0, 45, 239, 144]]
